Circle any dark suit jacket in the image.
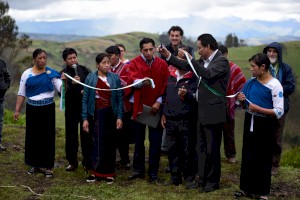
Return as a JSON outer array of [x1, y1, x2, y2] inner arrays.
[[168, 51, 230, 125]]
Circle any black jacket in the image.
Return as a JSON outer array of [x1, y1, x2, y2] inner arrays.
[[61, 64, 91, 109], [162, 66, 197, 118], [0, 59, 11, 100]]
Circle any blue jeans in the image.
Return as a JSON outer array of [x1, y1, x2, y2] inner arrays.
[[0, 99, 4, 143]]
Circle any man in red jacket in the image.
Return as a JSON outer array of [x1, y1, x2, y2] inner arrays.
[[105, 45, 132, 170], [127, 38, 169, 182]]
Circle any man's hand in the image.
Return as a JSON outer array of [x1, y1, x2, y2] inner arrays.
[[177, 48, 192, 60], [72, 75, 80, 84], [178, 86, 187, 99], [150, 101, 161, 116], [161, 114, 166, 129], [157, 45, 171, 58], [61, 73, 67, 80]]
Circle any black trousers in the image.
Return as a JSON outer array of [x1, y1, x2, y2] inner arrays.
[[132, 120, 163, 177], [65, 109, 93, 168], [116, 112, 132, 165], [166, 117, 197, 181], [197, 122, 223, 188]]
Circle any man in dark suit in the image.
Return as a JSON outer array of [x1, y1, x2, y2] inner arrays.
[[159, 33, 230, 192]]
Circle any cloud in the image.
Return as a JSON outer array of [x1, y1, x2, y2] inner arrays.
[[8, 0, 300, 22], [6, 0, 300, 41]]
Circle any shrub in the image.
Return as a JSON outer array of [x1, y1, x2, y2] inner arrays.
[[281, 146, 300, 168]]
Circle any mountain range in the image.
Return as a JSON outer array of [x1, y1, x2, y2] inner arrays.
[[21, 32, 300, 46]]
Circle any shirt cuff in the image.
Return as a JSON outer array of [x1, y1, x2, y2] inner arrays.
[[165, 53, 171, 61], [156, 96, 162, 103]]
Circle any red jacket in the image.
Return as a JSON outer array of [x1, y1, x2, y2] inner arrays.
[[109, 62, 132, 112], [128, 56, 169, 119]]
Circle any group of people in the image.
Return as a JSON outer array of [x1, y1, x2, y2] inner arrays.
[[10, 25, 295, 200]]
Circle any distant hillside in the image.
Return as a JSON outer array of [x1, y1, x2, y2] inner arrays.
[[22, 32, 300, 46], [19, 32, 92, 43], [15, 32, 161, 72]]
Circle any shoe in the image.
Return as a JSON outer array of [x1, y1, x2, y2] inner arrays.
[[66, 164, 77, 171], [86, 175, 97, 183], [165, 179, 182, 186], [149, 176, 158, 183], [271, 166, 279, 175], [82, 160, 92, 171], [121, 163, 130, 170], [200, 185, 219, 193], [227, 157, 237, 163], [27, 167, 42, 175], [127, 172, 145, 180], [116, 161, 131, 170], [234, 191, 249, 198], [164, 166, 171, 173], [258, 197, 268, 200], [105, 177, 114, 185], [0, 144, 6, 151], [161, 149, 168, 156], [186, 176, 202, 189], [44, 170, 53, 178]]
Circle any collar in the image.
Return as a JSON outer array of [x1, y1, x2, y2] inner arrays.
[[141, 54, 155, 66], [204, 49, 218, 65], [111, 59, 121, 71]]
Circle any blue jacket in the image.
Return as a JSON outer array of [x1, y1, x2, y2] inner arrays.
[[263, 42, 296, 113], [82, 70, 123, 120]]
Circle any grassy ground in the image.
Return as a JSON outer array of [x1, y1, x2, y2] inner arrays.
[[0, 120, 300, 200]]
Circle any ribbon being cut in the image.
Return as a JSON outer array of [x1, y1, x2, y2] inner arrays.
[[60, 73, 155, 110], [184, 51, 251, 103]]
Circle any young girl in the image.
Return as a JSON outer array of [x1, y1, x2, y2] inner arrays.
[[82, 53, 123, 184], [235, 53, 284, 200]]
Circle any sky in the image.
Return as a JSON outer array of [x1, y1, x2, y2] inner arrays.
[[6, 0, 300, 43]]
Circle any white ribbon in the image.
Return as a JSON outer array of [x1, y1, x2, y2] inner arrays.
[[184, 51, 252, 102], [63, 73, 155, 91]]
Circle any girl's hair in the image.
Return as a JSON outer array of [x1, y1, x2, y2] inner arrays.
[[95, 53, 110, 64], [248, 53, 270, 70]]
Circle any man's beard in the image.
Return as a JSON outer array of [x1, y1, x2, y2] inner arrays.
[[269, 57, 278, 65]]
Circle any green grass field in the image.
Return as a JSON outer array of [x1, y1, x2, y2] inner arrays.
[[1, 33, 300, 199]]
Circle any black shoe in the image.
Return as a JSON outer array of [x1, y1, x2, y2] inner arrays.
[[186, 176, 202, 189], [44, 170, 53, 178], [127, 172, 145, 180], [161, 150, 168, 156], [27, 167, 42, 175], [164, 166, 171, 173], [116, 161, 131, 170], [165, 179, 182, 186], [105, 177, 114, 185], [200, 186, 219, 193], [149, 176, 158, 183], [66, 164, 77, 171], [86, 175, 97, 183]]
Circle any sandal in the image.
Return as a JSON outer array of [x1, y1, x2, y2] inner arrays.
[[44, 170, 53, 178], [27, 167, 41, 175], [234, 191, 249, 198], [105, 177, 114, 184], [258, 196, 268, 200]]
